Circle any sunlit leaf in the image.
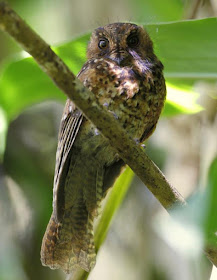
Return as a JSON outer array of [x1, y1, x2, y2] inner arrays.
[[162, 83, 203, 117]]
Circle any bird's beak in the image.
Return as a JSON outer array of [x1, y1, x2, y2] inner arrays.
[[109, 51, 129, 66]]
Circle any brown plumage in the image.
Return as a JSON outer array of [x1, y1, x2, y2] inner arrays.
[[41, 22, 166, 273]]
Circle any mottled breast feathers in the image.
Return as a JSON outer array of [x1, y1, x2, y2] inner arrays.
[[41, 22, 166, 274]]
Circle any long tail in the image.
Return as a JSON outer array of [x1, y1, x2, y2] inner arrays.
[[41, 207, 96, 273], [41, 158, 106, 273], [41, 158, 124, 273]]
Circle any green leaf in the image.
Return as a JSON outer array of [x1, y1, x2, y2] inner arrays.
[[162, 82, 203, 117], [1, 18, 215, 121], [0, 34, 89, 122], [0, 57, 64, 120], [204, 157, 217, 242], [0, 18, 216, 158], [131, 0, 184, 22], [146, 18, 217, 79], [94, 167, 134, 251]]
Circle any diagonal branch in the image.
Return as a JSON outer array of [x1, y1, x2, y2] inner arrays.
[[0, 1, 184, 209], [0, 0, 216, 274]]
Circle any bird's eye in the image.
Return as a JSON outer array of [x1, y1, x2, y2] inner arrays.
[[127, 34, 139, 47], [98, 39, 108, 49]]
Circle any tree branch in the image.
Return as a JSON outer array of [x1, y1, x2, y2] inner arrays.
[[0, 0, 216, 274], [0, 1, 185, 209]]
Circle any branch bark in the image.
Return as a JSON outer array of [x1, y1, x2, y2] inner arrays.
[[0, 0, 216, 275], [0, 1, 185, 209]]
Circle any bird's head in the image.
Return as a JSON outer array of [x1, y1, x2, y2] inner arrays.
[[87, 22, 156, 69]]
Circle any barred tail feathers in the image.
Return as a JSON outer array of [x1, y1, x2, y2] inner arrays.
[[41, 206, 96, 273], [41, 164, 108, 273]]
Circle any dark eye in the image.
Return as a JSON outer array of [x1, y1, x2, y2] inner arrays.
[[98, 39, 108, 49], [127, 34, 139, 47]]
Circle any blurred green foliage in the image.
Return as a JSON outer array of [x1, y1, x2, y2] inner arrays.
[[131, 0, 184, 22], [2, 18, 217, 124], [3, 17, 217, 158]]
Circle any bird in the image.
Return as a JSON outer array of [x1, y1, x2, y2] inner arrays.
[[40, 22, 166, 274]]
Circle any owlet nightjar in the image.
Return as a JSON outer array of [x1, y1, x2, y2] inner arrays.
[[41, 22, 166, 273]]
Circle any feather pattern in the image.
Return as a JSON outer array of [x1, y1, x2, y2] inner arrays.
[[41, 22, 166, 274], [53, 100, 83, 221]]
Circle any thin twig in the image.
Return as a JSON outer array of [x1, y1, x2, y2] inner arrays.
[[0, 1, 217, 277], [188, 0, 202, 19]]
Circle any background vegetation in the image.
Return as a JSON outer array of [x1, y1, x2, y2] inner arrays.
[[0, 0, 217, 279]]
